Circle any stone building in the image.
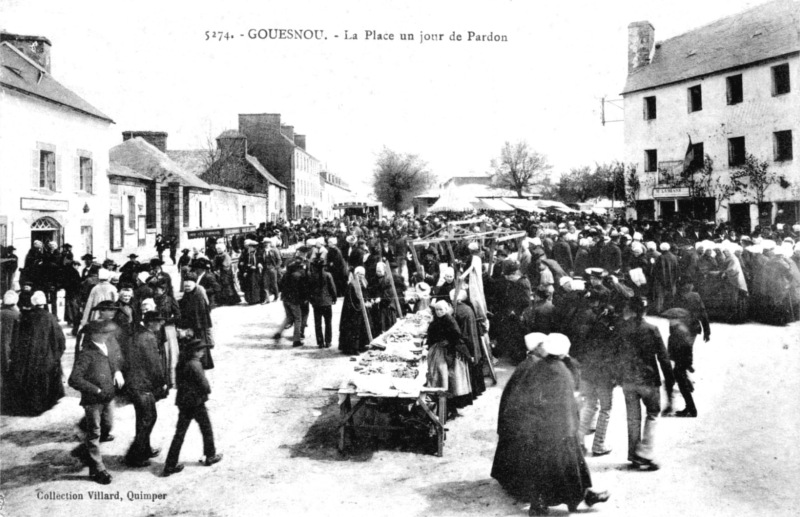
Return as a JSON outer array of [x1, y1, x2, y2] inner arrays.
[[0, 33, 114, 260], [109, 133, 268, 259], [237, 113, 324, 219], [623, 0, 799, 229], [169, 129, 287, 222], [320, 170, 351, 219]]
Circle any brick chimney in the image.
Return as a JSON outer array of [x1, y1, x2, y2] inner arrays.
[[280, 125, 295, 141], [1, 32, 52, 72], [216, 130, 247, 158], [628, 21, 655, 72], [294, 134, 306, 150], [122, 131, 168, 153]]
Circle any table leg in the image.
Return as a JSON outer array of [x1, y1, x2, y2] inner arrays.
[[338, 395, 351, 453], [437, 393, 447, 457]]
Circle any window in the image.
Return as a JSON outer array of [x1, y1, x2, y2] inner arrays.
[[772, 63, 790, 96], [39, 150, 56, 190], [726, 74, 743, 105], [79, 156, 93, 193], [774, 130, 793, 161], [182, 189, 190, 227], [728, 137, 746, 166], [690, 142, 704, 169], [643, 96, 656, 120], [242, 205, 247, 224], [644, 149, 658, 172], [145, 184, 156, 229], [688, 85, 702, 112], [128, 195, 136, 229]]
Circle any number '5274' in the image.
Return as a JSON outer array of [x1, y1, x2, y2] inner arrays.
[[205, 31, 233, 41]]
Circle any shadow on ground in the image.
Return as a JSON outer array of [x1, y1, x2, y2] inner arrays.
[[282, 394, 444, 462], [2, 424, 78, 447], [0, 448, 84, 489]]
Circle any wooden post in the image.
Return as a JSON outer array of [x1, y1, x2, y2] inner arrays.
[[350, 272, 373, 343], [408, 242, 424, 280], [487, 240, 497, 276], [383, 258, 404, 318]]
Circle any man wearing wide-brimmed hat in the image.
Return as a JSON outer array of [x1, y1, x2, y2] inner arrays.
[[69, 318, 126, 485], [162, 337, 222, 477]]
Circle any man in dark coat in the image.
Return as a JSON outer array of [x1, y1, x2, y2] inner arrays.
[[552, 230, 574, 276], [653, 243, 679, 313], [163, 338, 222, 476], [119, 254, 141, 286], [492, 333, 609, 513], [124, 311, 168, 467], [617, 296, 674, 470], [9, 291, 65, 415], [179, 273, 214, 369], [238, 240, 261, 305], [68, 318, 125, 485], [21, 240, 44, 289], [275, 258, 310, 347], [0, 245, 19, 293]]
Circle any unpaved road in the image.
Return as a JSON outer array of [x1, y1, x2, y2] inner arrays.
[[2, 298, 799, 517]]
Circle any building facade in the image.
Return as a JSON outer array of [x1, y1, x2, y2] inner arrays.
[[320, 170, 351, 219], [623, 0, 799, 230], [0, 34, 114, 261], [238, 113, 324, 220]]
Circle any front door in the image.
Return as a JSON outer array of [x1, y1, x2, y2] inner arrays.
[[660, 201, 676, 221]]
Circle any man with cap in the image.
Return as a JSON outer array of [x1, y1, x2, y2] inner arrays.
[[119, 254, 141, 286], [68, 318, 126, 484], [123, 311, 168, 467], [80, 253, 96, 280], [149, 258, 173, 298], [653, 242, 678, 314], [193, 257, 220, 309], [0, 245, 19, 293], [177, 248, 192, 271], [179, 272, 214, 369], [617, 296, 674, 470], [163, 337, 222, 476]]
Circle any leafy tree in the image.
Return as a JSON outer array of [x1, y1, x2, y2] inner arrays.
[[372, 148, 435, 213], [736, 153, 777, 205], [489, 141, 552, 197]]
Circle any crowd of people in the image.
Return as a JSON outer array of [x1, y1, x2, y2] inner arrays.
[[1, 208, 799, 512]]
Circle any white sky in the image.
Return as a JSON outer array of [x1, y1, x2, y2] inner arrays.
[[2, 0, 762, 195]]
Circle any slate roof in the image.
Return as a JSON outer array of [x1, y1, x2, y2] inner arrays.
[[107, 162, 151, 181], [245, 154, 287, 189], [623, 0, 800, 94], [110, 138, 210, 189], [0, 42, 114, 122]]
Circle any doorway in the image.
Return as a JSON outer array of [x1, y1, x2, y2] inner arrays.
[[30, 216, 62, 248], [659, 201, 676, 221]]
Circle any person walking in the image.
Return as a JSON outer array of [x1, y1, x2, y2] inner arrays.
[[274, 258, 310, 347], [68, 318, 126, 485], [162, 338, 222, 476], [123, 311, 168, 467], [308, 258, 337, 348], [617, 296, 674, 470]]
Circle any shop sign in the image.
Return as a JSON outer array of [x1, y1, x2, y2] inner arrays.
[[653, 187, 690, 199], [20, 197, 69, 211]]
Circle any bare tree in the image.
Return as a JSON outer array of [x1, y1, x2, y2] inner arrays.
[[489, 141, 552, 197], [372, 148, 435, 213]]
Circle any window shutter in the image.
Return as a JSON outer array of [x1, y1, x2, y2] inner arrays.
[[88, 159, 94, 194], [55, 153, 63, 191], [31, 150, 40, 189], [74, 157, 81, 191]]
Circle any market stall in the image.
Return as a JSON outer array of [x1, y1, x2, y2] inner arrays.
[[336, 310, 452, 455]]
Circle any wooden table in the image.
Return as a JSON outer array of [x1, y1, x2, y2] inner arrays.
[[337, 387, 449, 456]]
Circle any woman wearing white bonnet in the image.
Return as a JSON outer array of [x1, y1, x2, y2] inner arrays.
[[492, 331, 609, 513]]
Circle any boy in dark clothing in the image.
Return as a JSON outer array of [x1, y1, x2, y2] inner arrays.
[[163, 338, 222, 476]]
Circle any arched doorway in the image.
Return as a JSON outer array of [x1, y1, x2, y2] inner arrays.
[[30, 216, 62, 249]]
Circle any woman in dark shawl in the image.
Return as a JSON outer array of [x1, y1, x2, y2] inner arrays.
[[368, 262, 398, 335], [238, 240, 261, 305], [338, 267, 372, 355], [9, 291, 66, 415], [492, 333, 609, 514], [452, 289, 486, 399]]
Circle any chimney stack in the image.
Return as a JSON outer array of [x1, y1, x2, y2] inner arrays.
[[280, 125, 295, 141], [216, 130, 247, 158], [628, 21, 655, 72], [1, 32, 52, 73], [294, 134, 306, 150], [122, 131, 169, 153]]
